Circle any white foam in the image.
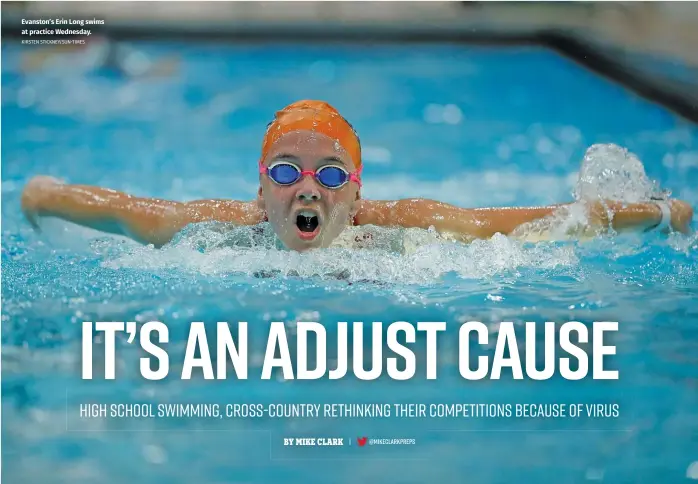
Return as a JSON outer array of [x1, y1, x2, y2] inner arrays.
[[102, 223, 577, 284]]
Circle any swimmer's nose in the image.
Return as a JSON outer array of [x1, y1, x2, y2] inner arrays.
[[296, 178, 322, 203], [297, 190, 321, 202]]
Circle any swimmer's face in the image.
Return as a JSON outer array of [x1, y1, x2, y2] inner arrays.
[[257, 130, 360, 251]]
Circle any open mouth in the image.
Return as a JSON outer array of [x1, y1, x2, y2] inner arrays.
[[295, 210, 321, 240]]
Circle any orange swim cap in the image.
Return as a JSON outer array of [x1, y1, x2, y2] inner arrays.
[[260, 100, 362, 169]]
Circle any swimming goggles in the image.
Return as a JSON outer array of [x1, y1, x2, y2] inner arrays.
[[259, 161, 362, 189]]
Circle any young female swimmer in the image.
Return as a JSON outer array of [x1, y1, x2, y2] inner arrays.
[[21, 100, 694, 251]]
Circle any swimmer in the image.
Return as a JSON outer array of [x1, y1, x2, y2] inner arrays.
[[21, 100, 694, 251]]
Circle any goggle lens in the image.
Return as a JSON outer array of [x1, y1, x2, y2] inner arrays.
[[268, 163, 301, 185], [316, 166, 349, 188]]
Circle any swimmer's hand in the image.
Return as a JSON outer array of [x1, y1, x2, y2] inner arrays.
[[666, 199, 693, 234], [21, 176, 265, 247], [21, 175, 64, 230], [587, 199, 693, 235]]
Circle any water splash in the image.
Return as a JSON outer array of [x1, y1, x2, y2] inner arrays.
[[573, 143, 669, 203], [102, 222, 577, 284], [499, 143, 684, 242]]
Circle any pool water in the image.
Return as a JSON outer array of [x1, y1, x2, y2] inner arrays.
[[2, 41, 698, 483]]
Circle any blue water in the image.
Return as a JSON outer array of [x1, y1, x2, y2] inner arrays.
[[2, 40, 698, 483]]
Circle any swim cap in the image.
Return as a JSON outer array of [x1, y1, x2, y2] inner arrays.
[[260, 100, 361, 169]]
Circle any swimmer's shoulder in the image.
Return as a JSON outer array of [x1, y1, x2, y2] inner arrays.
[[353, 199, 398, 227]]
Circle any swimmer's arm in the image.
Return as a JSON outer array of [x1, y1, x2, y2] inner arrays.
[[355, 199, 693, 240], [21, 177, 264, 247]]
